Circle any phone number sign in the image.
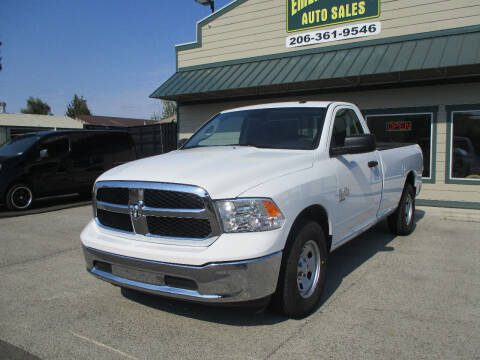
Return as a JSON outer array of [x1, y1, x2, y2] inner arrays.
[[286, 22, 380, 48], [287, 0, 380, 33]]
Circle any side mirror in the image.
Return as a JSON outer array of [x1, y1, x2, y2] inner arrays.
[[177, 138, 188, 149], [330, 134, 376, 156], [39, 149, 49, 159]]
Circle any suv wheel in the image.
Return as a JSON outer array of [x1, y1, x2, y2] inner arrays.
[[6, 184, 34, 210]]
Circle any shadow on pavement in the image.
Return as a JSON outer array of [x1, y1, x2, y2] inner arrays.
[[0, 194, 91, 218], [120, 210, 426, 325], [319, 209, 425, 309], [0, 339, 41, 360], [120, 287, 288, 326]]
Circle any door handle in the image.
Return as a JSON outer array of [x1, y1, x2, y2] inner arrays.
[[368, 160, 378, 168]]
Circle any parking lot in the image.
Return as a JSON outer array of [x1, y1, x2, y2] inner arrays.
[[0, 204, 479, 360]]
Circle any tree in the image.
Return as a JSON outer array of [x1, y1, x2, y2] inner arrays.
[[21, 97, 52, 115], [161, 100, 176, 119], [150, 100, 176, 122], [150, 112, 161, 121], [66, 94, 91, 118]]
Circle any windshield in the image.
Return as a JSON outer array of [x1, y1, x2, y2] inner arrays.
[[0, 134, 40, 156], [183, 107, 326, 150]]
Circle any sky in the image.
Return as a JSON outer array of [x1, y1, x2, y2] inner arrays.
[[0, 0, 232, 119]]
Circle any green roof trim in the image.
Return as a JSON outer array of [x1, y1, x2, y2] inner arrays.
[[177, 24, 480, 73], [151, 26, 480, 101]]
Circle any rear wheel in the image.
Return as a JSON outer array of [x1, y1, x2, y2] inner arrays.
[[274, 220, 328, 318], [388, 183, 415, 236], [6, 183, 34, 210]]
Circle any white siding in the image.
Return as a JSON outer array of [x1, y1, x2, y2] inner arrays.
[[178, 0, 480, 68]]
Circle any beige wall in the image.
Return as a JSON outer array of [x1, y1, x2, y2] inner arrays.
[[178, 0, 480, 69], [179, 81, 480, 205]]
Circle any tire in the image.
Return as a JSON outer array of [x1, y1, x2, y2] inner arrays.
[[387, 183, 415, 236], [6, 183, 34, 211], [274, 220, 328, 318]]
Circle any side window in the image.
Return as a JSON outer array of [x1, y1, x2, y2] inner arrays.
[[366, 112, 433, 178], [107, 133, 136, 163], [41, 136, 69, 158], [331, 108, 364, 147], [71, 134, 104, 166]]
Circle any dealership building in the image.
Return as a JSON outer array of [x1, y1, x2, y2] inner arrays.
[[151, 0, 480, 209]]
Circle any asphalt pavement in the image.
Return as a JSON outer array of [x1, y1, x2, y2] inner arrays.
[[0, 205, 479, 359]]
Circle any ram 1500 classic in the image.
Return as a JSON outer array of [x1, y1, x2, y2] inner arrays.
[[80, 101, 423, 318]]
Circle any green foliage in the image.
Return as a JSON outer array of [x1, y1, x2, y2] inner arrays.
[[161, 100, 176, 119], [66, 94, 91, 118], [150, 112, 161, 121], [151, 100, 176, 121], [21, 97, 52, 115]]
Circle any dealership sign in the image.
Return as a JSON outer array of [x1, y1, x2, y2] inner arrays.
[[286, 0, 380, 32]]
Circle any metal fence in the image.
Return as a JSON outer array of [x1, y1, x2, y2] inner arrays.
[[84, 122, 177, 159]]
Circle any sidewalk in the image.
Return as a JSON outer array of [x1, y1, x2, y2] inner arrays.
[[417, 206, 480, 223]]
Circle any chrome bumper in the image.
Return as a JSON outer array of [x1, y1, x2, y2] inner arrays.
[[82, 246, 282, 303]]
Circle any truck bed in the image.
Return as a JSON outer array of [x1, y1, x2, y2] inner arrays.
[[376, 142, 416, 151]]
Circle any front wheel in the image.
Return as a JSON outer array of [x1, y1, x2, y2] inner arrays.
[[6, 183, 34, 210], [274, 221, 328, 318], [388, 183, 415, 236]]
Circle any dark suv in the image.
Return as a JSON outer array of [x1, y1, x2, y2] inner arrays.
[[0, 130, 136, 210]]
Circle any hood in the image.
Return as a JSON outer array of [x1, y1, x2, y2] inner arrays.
[[97, 146, 314, 199], [0, 155, 14, 163], [0, 154, 20, 167]]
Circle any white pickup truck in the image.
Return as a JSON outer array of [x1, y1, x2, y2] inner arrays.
[[81, 101, 423, 318]]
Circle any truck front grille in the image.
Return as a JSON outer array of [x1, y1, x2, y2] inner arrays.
[[93, 181, 220, 242], [97, 187, 129, 205], [146, 216, 212, 238], [97, 209, 133, 232], [144, 189, 204, 209]]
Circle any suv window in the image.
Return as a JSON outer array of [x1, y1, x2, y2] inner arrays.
[[331, 108, 364, 147], [41, 136, 69, 158]]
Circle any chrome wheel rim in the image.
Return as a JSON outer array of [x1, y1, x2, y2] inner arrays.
[[297, 240, 321, 298], [11, 186, 33, 209], [405, 193, 413, 226]]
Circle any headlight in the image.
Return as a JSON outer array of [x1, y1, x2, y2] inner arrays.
[[216, 198, 285, 233]]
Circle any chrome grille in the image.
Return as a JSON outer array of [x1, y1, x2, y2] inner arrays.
[[146, 216, 211, 238], [97, 209, 133, 232], [97, 187, 129, 205], [144, 189, 204, 209], [93, 181, 221, 245]]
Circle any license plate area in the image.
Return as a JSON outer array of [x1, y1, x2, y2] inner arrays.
[[112, 265, 162, 286]]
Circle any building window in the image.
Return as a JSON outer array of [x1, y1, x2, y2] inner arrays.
[[364, 107, 437, 182], [446, 105, 480, 184]]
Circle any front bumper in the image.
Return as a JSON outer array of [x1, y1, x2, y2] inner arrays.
[[83, 246, 282, 303]]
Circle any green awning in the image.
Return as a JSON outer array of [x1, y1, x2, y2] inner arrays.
[[151, 30, 480, 102]]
